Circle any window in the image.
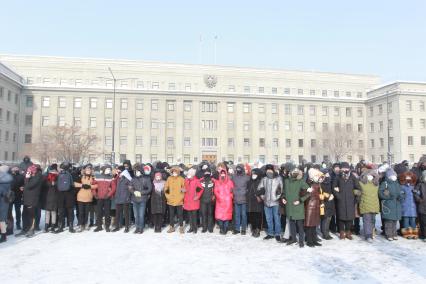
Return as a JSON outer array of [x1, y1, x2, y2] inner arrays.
[[334, 90, 339, 97], [74, 98, 82, 108], [420, 119, 426, 129], [321, 90, 328, 97], [135, 154, 142, 163], [90, 98, 97, 109], [388, 119, 393, 130], [228, 85, 235, 92], [75, 79, 83, 87], [184, 120, 192, 130], [41, 116, 49, 127], [369, 106, 374, 117], [346, 124, 352, 132], [379, 121, 383, 132], [357, 92, 363, 98], [185, 83, 191, 91], [201, 120, 217, 130], [309, 105, 316, 116], [285, 139, 291, 147], [227, 103, 235, 113], [310, 122, 316, 131], [420, 101, 425, 112], [334, 123, 340, 131], [370, 123, 374, 132], [284, 88, 290, 95], [24, 134, 32, 143], [243, 121, 250, 131], [322, 123, 328, 131], [370, 139, 375, 148], [243, 103, 251, 113], [201, 101, 218, 112], [105, 118, 112, 128], [151, 136, 158, 146], [271, 103, 278, 114], [167, 101, 175, 111], [151, 119, 159, 129], [297, 105, 304, 115], [244, 86, 250, 93], [89, 117, 97, 128], [135, 136, 143, 146], [380, 138, 384, 148], [272, 121, 279, 131], [105, 99, 113, 109], [152, 82, 160, 89], [184, 137, 191, 147], [297, 122, 304, 132], [378, 104, 383, 115], [73, 117, 81, 127], [388, 102, 393, 113], [334, 107, 340, 116], [421, 136, 426, 146], [298, 139, 304, 147], [346, 91, 351, 97], [358, 124, 363, 132], [201, 138, 217, 147], [259, 121, 265, 131], [258, 87, 264, 93], [311, 139, 317, 147], [357, 108, 363, 117], [273, 138, 279, 147], [259, 138, 265, 147], [284, 121, 291, 131], [244, 138, 250, 147], [120, 136, 128, 145], [406, 100, 412, 111], [58, 97, 66, 108], [322, 106, 328, 116], [168, 82, 176, 90], [408, 136, 413, 146], [26, 96, 33, 107], [120, 99, 128, 110], [136, 81, 144, 89], [136, 118, 143, 129], [105, 136, 112, 146], [310, 90, 316, 96], [120, 118, 128, 128], [272, 87, 277, 94], [284, 104, 292, 115], [227, 120, 235, 130], [25, 115, 32, 126], [58, 116, 65, 126], [228, 138, 235, 147], [298, 89, 303, 95], [407, 118, 413, 128], [258, 104, 265, 113], [151, 99, 159, 111], [42, 97, 50, 107], [184, 101, 192, 112], [345, 107, 352, 117]]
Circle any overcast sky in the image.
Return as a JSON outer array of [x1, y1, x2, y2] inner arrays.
[[1, 0, 425, 83]]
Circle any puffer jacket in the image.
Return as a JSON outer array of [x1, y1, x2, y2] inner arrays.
[[283, 171, 310, 220], [232, 173, 250, 204], [258, 174, 283, 207], [114, 171, 132, 204], [400, 184, 417, 217], [75, 175, 98, 203], [199, 176, 215, 204], [359, 181, 380, 215], [379, 178, 402, 221], [23, 172, 43, 207], [213, 171, 234, 221], [164, 175, 185, 206], [94, 174, 115, 199], [246, 171, 263, 213], [129, 174, 152, 203], [183, 177, 202, 211]]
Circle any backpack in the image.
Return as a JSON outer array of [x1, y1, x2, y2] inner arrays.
[[57, 172, 73, 192]]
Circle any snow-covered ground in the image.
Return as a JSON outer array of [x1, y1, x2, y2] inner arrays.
[[1, 225, 425, 284]]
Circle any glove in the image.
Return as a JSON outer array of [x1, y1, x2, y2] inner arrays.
[[307, 187, 313, 193], [196, 187, 202, 193], [282, 198, 287, 205], [328, 194, 334, 201], [82, 184, 91, 190], [165, 189, 170, 194], [293, 200, 300, 205], [134, 191, 142, 198], [334, 187, 340, 192]]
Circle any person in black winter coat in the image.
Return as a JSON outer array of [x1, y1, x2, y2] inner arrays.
[[199, 164, 215, 233], [319, 168, 336, 240], [9, 167, 24, 230], [246, 168, 263, 238], [151, 171, 167, 232], [54, 162, 76, 234], [129, 164, 152, 234], [40, 164, 59, 232], [413, 170, 426, 240], [16, 165, 43, 238]]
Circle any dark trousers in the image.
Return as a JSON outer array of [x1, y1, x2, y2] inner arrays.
[[169, 205, 183, 227], [13, 200, 22, 227], [339, 220, 353, 232], [330, 215, 337, 232], [57, 190, 75, 228], [305, 226, 318, 245], [152, 213, 164, 231], [188, 210, 198, 231], [248, 212, 262, 231], [353, 217, 360, 234], [289, 219, 305, 243], [23, 205, 36, 232], [320, 216, 332, 237], [115, 203, 130, 229], [95, 199, 111, 228], [200, 202, 214, 231], [78, 202, 91, 226], [418, 213, 426, 239], [384, 220, 397, 238]]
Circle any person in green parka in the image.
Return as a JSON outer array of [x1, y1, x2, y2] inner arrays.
[[379, 168, 402, 241], [282, 167, 309, 247], [359, 169, 380, 242]]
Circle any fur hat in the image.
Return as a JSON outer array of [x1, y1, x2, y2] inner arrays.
[[308, 168, 324, 183], [340, 162, 350, 169], [385, 168, 397, 179], [187, 168, 196, 178], [170, 166, 181, 175]]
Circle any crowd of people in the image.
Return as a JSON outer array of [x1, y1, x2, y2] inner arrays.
[[0, 155, 425, 248]]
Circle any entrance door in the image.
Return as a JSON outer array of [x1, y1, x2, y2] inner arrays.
[[202, 154, 217, 163]]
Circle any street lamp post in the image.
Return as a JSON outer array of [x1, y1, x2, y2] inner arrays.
[[386, 91, 392, 164], [98, 68, 137, 165]]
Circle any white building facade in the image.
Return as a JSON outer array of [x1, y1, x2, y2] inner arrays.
[[0, 54, 424, 165]]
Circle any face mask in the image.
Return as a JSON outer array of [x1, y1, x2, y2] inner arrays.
[[155, 176, 161, 181], [236, 168, 243, 174], [367, 175, 373, 182], [291, 173, 298, 178], [104, 168, 111, 175], [389, 175, 397, 181], [25, 172, 31, 178], [135, 171, 142, 177], [406, 177, 412, 181], [266, 172, 274, 178], [251, 174, 258, 180], [204, 172, 211, 178], [144, 170, 151, 175], [172, 173, 178, 177]]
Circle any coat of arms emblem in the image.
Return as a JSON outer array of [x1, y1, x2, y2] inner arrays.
[[204, 75, 217, 88]]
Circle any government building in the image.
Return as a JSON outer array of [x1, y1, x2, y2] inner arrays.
[[0, 54, 425, 165]]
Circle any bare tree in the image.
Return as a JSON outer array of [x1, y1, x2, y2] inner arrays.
[[313, 127, 363, 162], [30, 125, 100, 165]]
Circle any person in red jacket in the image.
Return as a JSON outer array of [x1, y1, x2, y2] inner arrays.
[[183, 168, 202, 233], [213, 164, 234, 235], [93, 165, 115, 232]]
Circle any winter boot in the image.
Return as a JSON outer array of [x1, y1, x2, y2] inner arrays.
[[134, 228, 140, 234], [15, 230, 27, 237], [167, 225, 175, 233], [69, 225, 76, 233], [105, 226, 110, 232], [346, 231, 353, 240], [77, 225, 85, 233], [0, 233, 6, 243], [124, 227, 129, 233], [233, 230, 240, 235], [241, 230, 246, 235], [112, 226, 121, 232], [26, 229, 35, 238], [94, 226, 103, 232], [339, 231, 346, 240], [179, 226, 185, 234], [411, 228, 419, 240], [401, 228, 410, 239], [44, 223, 50, 233]]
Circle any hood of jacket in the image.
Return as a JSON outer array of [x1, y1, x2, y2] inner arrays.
[[360, 169, 380, 186]]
